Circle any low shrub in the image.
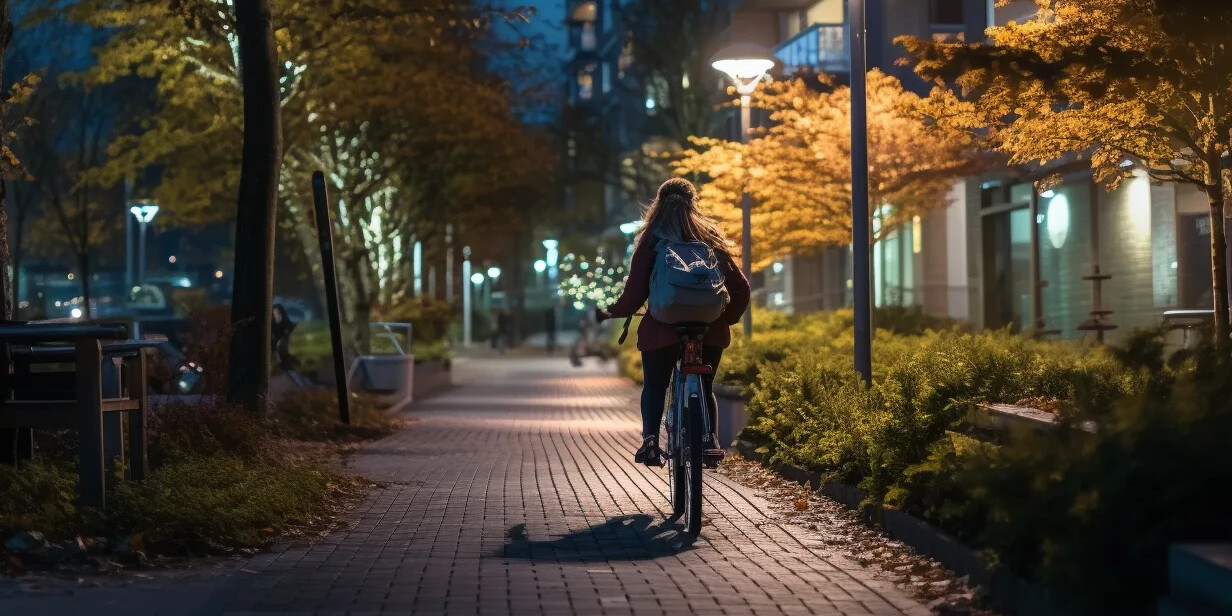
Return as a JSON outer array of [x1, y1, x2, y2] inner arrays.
[[0, 390, 393, 559], [378, 297, 453, 344], [728, 308, 1220, 614], [0, 462, 81, 539], [107, 455, 348, 554], [270, 389, 400, 442], [148, 401, 274, 467], [952, 347, 1232, 614]]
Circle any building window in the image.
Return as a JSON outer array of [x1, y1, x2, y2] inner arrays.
[[601, 62, 611, 93], [602, 0, 612, 33], [930, 0, 964, 25], [618, 37, 633, 78], [580, 22, 596, 51], [577, 69, 594, 100]]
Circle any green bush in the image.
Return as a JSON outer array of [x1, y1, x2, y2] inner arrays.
[[951, 347, 1232, 614], [270, 389, 399, 442], [726, 307, 1222, 614], [148, 402, 274, 467], [0, 462, 81, 538], [107, 455, 344, 554], [0, 394, 383, 558]]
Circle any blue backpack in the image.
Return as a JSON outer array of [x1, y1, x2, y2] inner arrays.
[[647, 238, 730, 325]]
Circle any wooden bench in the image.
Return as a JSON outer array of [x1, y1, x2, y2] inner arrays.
[[0, 323, 150, 508]]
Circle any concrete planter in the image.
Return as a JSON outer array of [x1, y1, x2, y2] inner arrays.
[[713, 383, 748, 449], [348, 355, 415, 411], [412, 360, 452, 400], [348, 356, 452, 412]]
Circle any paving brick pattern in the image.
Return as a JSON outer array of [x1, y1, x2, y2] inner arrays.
[[195, 357, 928, 616]]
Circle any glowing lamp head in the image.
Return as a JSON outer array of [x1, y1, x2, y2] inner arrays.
[[711, 44, 775, 94], [129, 203, 159, 223], [619, 221, 643, 235], [487, 267, 502, 279], [533, 260, 547, 273], [712, 58, 774, 82], [470, 273, 485, 285]]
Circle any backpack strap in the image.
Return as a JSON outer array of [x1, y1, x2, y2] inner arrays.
[[618, 316, 633, 345]]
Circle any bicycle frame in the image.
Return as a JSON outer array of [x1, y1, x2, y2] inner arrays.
[[666, 333, 713, 445]]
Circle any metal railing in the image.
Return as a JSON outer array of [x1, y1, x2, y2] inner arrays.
[[774, 22, 849, 74]]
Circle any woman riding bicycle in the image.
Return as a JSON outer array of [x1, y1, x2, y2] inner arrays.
[[600, 178, 750, 466]]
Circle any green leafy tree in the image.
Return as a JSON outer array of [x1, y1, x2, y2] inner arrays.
[[71, 0, 552, 358], [899, 0, 1232, 353]]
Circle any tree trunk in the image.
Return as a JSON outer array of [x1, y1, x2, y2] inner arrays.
[[228, 0, 283, 412], [345, 256, 373, 356], [1205, 182, 1230, 355]]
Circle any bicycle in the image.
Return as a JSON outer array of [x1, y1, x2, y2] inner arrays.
[[617, 316, 717, 536]]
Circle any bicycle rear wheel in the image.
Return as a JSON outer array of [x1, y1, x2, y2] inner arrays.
[[666, 374, 686, 518], [683, 393, 704, 535]]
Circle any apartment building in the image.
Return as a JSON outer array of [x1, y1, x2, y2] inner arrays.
[[726, 0, 1223, 343]]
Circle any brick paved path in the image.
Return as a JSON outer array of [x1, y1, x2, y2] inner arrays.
[[3, 356, 930, 616]]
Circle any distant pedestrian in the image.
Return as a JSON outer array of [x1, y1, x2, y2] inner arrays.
[[271, 304, 299, 371], [545, 308, 557, 354], [493, 309, 511, 354]]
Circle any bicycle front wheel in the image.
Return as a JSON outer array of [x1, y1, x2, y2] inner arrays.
[[683, 393, 704, 535], [666, 374, 686, 519]]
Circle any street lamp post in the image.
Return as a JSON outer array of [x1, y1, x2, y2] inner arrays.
[[487, 266, 501, 311], [712, 45, 774, 340], [533, 259, 547, 287], [129, 203, 159, 289], [543, 239, 560, 344], [849, 0, 873, 385], [462, 246, 473, 345]]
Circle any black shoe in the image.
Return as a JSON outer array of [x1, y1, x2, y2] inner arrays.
[[702, 433, 725, 468], [634, 436, 664, 467]]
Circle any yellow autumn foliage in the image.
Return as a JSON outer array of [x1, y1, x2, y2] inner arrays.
[[675, 71, 984, 271]]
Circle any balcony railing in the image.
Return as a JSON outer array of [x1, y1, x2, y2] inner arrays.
[[774, 22, 849, 74]]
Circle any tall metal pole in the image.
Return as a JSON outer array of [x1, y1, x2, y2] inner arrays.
[[850, 0, 873, 385], [740, 97, 754, 339], [1029, 186, 1044, 334], [137, 220, 148, 286], [124, 181, 133, 293], [413, 240, 423, 298], [445, 224, 455, 303], [311, 172, 351, 425], [462, 247, 473, 345]]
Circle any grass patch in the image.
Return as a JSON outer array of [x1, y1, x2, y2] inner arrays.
[[0, 387, 400, 561], [271, 389, 403, 442]]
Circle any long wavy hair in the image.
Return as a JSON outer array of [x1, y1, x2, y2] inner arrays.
[[635, 178, 737, 261]]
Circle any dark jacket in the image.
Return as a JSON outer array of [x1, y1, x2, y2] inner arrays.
[[606, 237, 751, 351]]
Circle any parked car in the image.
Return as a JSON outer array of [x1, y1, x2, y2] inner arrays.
[[71, 316, 206, 395]]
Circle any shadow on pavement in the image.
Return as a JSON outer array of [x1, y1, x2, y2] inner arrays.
[[502, 514, 695, 562]]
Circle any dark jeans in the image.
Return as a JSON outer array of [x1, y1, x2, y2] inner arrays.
[[640, 345, 723, 439]]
